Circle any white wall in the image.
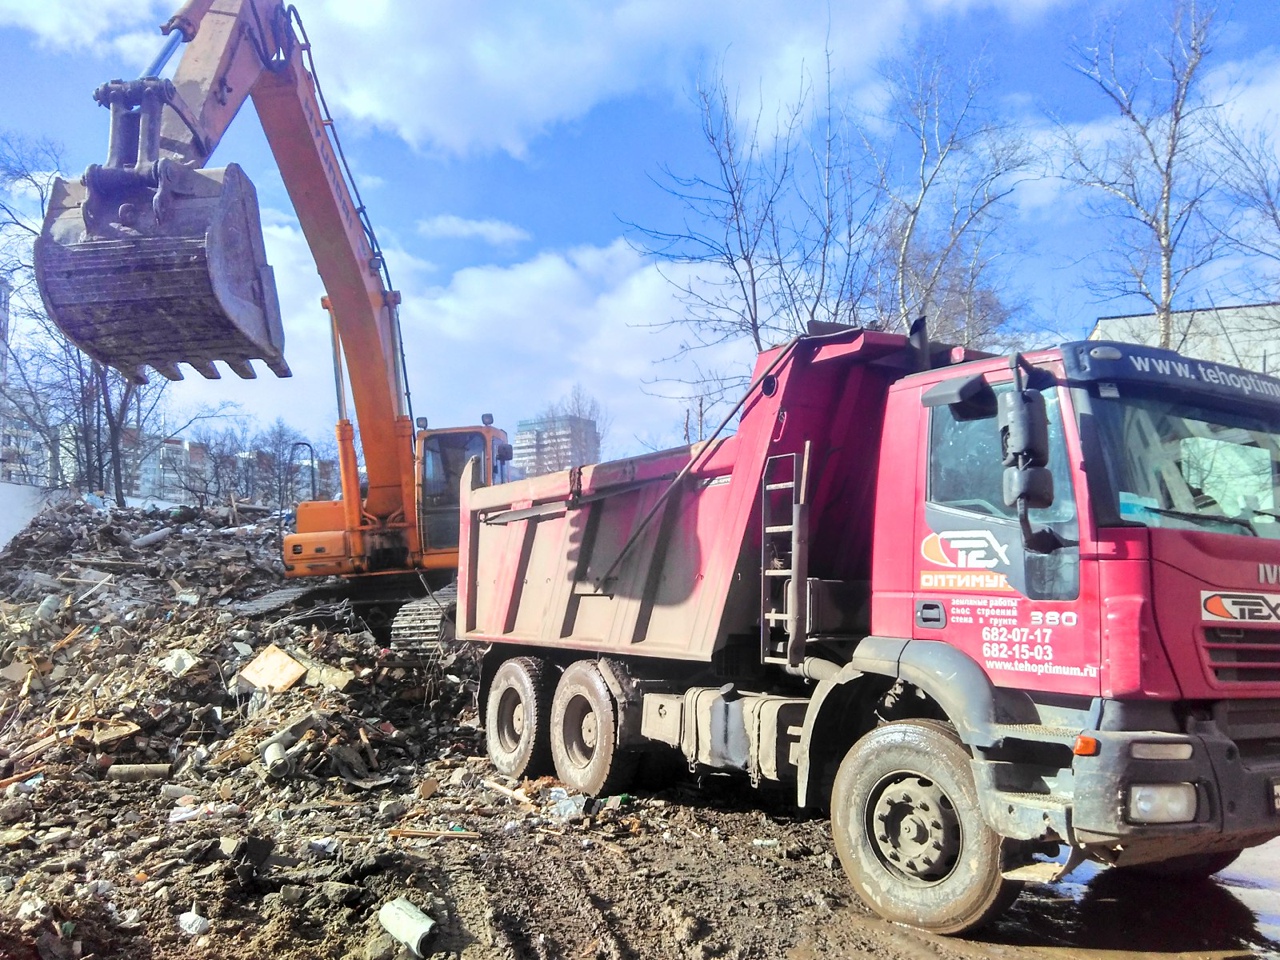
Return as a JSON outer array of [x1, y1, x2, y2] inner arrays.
[[0, 482, 60, 551]]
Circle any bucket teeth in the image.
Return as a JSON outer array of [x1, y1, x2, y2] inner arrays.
[[153, 362, 185, 382], [190, 360, 221, 380], [226, 359, 257, 380]]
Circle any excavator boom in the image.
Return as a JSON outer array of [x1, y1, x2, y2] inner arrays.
[[35, 0, 420, 576]]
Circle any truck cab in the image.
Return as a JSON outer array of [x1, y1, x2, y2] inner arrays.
[[878, 340, 1280, 866]]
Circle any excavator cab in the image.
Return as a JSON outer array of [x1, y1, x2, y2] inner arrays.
[[35, 78, 289, 384]]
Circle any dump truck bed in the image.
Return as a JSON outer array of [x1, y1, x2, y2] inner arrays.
[[457, 329, 925, 662]]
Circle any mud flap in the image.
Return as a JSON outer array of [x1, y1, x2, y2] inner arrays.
[[35, 163, 288, 384]]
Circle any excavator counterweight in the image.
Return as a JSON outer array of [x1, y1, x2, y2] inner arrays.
[[34, 78, 289, 384]]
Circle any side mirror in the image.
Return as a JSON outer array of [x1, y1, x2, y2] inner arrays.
[[1001, 355, 1063, 554], [496, 442, 513, 463], [1004, 465, 1053, 510], [998, 388, 1049, 470]]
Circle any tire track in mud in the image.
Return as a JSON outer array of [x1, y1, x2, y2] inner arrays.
[[435, 836, 644, 959]]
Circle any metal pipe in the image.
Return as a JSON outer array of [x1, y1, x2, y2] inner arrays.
[[137, 89, 164, 166], [378, 897, 436, 957], [105, 100, 134, 168], [785, 657, 839, 682], [325, 299, 349, 422], [140, 30, 183, 79]]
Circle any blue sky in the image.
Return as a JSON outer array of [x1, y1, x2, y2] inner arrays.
[[1, 0, 1278, 455]]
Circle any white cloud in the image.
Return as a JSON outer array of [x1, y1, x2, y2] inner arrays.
[[297, 0, 1062, 156], [3, 0, 1066, 157], [0, 1, 163, 52], [417, 214, 531, 246], [164, 218, 737, 455], [1209, 49, 1280, 131], [401, 238, 740, 452]]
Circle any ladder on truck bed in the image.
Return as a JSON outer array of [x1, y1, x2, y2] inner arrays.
[[760, 446, 810, 667]]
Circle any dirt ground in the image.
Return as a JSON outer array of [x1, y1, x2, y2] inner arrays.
[[2, 501, 1279, 960], [4, 756, 1278, 960]]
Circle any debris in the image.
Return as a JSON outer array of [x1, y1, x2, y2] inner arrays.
[[34, 594, 61, 622], [552, 793, 588, 822], [483, 778, 536, 809], [169, 802, 241, 824], [105, 764, 171, 782], [262, 741, 294, 779], [378, 799, 409, 821], [237, 643, 307, 691], [177, 908, 211, 936], [387, 828, 481, 840], [131, 527, 173, 550], [377, 896, 437, 957], [0, 766, 45, 790], [159, 647, 200, 677]]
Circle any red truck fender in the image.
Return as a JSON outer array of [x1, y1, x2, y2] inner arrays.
[[796, 637, 1006, 808]]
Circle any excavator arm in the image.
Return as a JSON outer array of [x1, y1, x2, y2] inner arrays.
[[35, 0, 419, 573]]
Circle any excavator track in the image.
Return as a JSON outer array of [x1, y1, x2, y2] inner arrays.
[[389, 583, 458, 662], [234, 583, 329, 617]]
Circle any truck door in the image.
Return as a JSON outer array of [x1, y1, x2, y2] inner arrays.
[[914, 377, 1101, 695]]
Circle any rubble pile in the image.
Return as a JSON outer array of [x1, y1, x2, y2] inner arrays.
[[0, 500, 484, 958], [0, 499, 848, 960]]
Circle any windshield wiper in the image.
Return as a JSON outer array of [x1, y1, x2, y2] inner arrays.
[[1142, 505, 1257, 535]]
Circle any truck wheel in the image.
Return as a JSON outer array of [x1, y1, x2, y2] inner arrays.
[[486, 657, 554, 779], [830, 719, 1018, 935], [1119, 849, 1242, 880], [550, 660, 637, 797]]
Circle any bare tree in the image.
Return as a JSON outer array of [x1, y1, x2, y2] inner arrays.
[[1211, 115, 1280, 295], [634, 47, 1027, 406], [1058, 1, 1223, 348], [174, 423, 248, 507], [254, 418, 308, 508], [1, 132, 235, 502], [868, 49, 1032, 342], [631, 77, 802, 399]]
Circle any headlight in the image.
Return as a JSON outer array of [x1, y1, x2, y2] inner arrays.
[[1130, 742, 1194, 761], [1127, 783, 1197, 823]]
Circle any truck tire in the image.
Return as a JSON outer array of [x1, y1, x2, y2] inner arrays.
[[550, 660, 637, 797], [1118, 849, 1242, 880], [486, 657, 554, 779], [830, 719, 1019, 935]]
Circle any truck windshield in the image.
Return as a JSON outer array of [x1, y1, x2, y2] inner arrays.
[[1092, 390, 1280, 538]]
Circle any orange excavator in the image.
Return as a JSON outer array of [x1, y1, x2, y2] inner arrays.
[[33, 0, 510, 642]]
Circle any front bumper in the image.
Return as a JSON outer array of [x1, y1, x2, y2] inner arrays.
[[1071, 726, 1280, 864]]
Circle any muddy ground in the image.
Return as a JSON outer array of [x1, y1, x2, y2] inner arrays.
[[1, 502, 1278, 960], [4, 752, 1278, 960]]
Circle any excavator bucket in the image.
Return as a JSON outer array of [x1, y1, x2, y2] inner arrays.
[[35, 162, 290, 384]]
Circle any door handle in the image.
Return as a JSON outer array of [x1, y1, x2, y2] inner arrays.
[[915, 600, 946, 629]]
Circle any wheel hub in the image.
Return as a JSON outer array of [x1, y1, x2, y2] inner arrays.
[[497, 687, 526, 752], [870, 775, 960, 883]]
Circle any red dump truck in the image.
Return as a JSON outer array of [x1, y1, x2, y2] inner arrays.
[[456, 324, 1280, 933]]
